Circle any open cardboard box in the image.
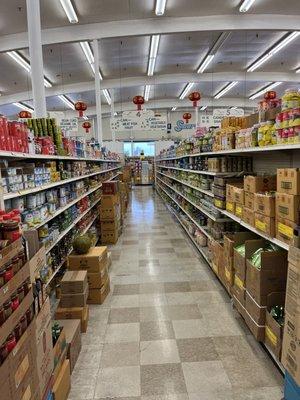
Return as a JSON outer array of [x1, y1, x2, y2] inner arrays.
[[233, 232, 259, 281], [265, 292, 285, 361]]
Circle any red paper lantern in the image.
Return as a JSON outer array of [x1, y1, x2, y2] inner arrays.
[[75, 101, 87, 118], [18, 111, 32, 119], [264, 91, 277, 100], [188, 92, 201, 107], [183, 112, 192, 123], [82, 121, 92, 133], [133, 96, 145, 111]]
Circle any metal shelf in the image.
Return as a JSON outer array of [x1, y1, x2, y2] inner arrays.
[[156, 164, 235, 176], [157, 143, 300, 161], [4, 166, 121, 200], [157, 170, 214, 197]]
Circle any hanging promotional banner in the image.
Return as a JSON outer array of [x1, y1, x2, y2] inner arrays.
[[212, 108, 244, 126], [60, 118, 79, 136], [110, 110, 167, 132]]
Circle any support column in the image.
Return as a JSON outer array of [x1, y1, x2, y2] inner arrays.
[[195, 106, 199, 129], [93, 39, 103, 146], [26, 0, 47, 117], [110, 89, 116, 142]]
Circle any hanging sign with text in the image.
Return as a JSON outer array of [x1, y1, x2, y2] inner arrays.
[[110, 110, 167, 132]]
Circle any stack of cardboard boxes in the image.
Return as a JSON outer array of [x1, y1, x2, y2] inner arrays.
[[100, 182, 121, 245], [67, 246, 110, 305]]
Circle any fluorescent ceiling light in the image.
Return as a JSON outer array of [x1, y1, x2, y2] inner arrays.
[[239, 0, 256, 12], [179, 82, 194, 99], [155, 0, 167, 15], [200, 106, 207, 111], [59, 0, 78, 23], [249, 82, 282, 100], [7, 51, 52, 88], [58, 95, 74, 109], [147, 35, 160, 76], [197, 54, 214, 74], [296, 68, 300, 73], [214, 81, 238, 99], [144, 85, 151, 101], [102, 89, 111, 105], [248, 31, 300, 72], [79, 42, 103, 79], [197, 32, 231, 74], [171, 107, 177, 111], [13, 102, 33, 112]]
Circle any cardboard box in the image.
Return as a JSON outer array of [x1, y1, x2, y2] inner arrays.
[[244, 175, 276, 193], [244, 191, 254, 209], [225, 201, 235, 213], [101, 194, 120, 208], [226, 183, 243, 202], [52, 359, 70, 400], [276, 216, 297, 245], [87, 263, 108, 289], [244, 308, 265, 341], [276, 192, 300, 223], [246, 243, 287, 305], [224, 255, 234, 287], [254, 193, 275, 217], [56, 320, 81, 374], [68, 246, 108, 273], [81, 304, 89, 333], [87, 277, 110, 304], [0, 259, 30, 306], [55, 305, 89, 333], [235, 203, 243, 219], [101, 219, 120, 232], [233, 235, 260, 281], [254, 213, 275, 237], [265, 292, 285, 360], [60, 270, 88, 294], [245, 290, 266, 325], [234, 187, 244, 204], [223, 233, 234, 259], [232, 274, 246, 306], [277, 168, 300, 195], [28, 245, 47, 281], [53, 328, 67, 373], [36, 318, 54, 398], [242, 207, 255, 226], [101, 229, 119, 244], [102, 181, 119, 195], [0, 237, 23, 270], [233, 294, 246, 319], [100, 204, 120, 220], [60, 286, 88, 308]]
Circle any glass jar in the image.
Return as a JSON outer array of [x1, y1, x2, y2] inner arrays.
[[20, 316, 27, 334], [4, 264, 13, 283], [26, 306, 33, 325], [23, 280, 30, 296], [12, 256, 20, 274], [2, 218, 19, 242], [11, 294, 19, 311], [3, 300, 12, 320], [6, 333, 17, 353], [0, 306, 5, 326], [0, 269, 5, 287], [17, 286, 25, 303], [0, 344, 8, 364], [14, 323, 22, 341]]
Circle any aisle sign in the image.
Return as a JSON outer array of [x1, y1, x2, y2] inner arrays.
[[212, 108, 244, 126], [60, 118, 79, 135], [110, 110, 167, 132]]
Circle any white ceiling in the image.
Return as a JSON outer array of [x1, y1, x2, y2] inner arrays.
[[0, 1, 299, 118]]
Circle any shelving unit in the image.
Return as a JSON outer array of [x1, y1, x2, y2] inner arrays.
[[156, 164, 238, 176]]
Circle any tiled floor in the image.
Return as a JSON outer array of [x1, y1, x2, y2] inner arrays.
[[68, 186, 284, 400]]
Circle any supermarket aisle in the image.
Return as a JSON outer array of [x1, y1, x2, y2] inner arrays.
[[68, 186, 283, 400]]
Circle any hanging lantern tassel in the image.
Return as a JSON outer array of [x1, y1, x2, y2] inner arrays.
[[82, 121, 92, 133], [188, 91, 201, 107], [133, 95, 145, 111], [18, 111, 32, 119], [75, 100, 87, 118], [183, 112, 192, 123]]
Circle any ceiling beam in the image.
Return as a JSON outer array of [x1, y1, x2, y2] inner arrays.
[[0, 71, 298, 106], [0, 14, 299, 52]]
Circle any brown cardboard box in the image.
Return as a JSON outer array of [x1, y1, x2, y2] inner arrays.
[[234, 187, 244, 204], [101, 229, 119, 244], [100, 204, 120, 220], [276, 192, 300, 223], [244, 175, 276, 193], [55, 305, 89, 333], [232, 274, 246, 306], [233, 235, 260, 281], [276, 216, 297, 245], [101, 194, 120, 207], [242, 207, 255, 226], [87, 277, 110, 304], [0, 259, 30, 306], [246, 243, 287, 305], [10, 366, 39, 400], [244, 192, 254, 209], [244, 308, 265, 341], [232, 293, 246, 318], [277, 168, 300, 195], [53, 328, 67, 376], [226, 183, 243, 202], [254, 193, 275, 217], [245, 290, 266, 325], [68, 247, 108, 273], [28, 245, 47, 281], [226, 201, 235, 214], [56, 320, 81, 373], [254, 213, 275, 237], [223, 233, 234, 259], [235, 203, 243, 219], [87, 263, 109, 289], [101, 219, 120, 232], [52, 359, 71, 400], [0, 237, 22, 270], [60, 286, 88, 308], [265, 292, 285, 360], [102, 181, 119, 195], [60, 270, 88, 294], [224, 256, 234, 288]]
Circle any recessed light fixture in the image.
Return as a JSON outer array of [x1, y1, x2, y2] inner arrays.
[[144, 85, 151, 101], [200, 106, 207, 111], [214, 81, 238, 99], [7, 51, 52, 88], [102, 89, 111, 105], [171, 107, 177, 111], [59, 0, 78, 23], [79, 42, 103, 80], [296, 68, 300, 73], [197, 32, 231, 74], [155, 0, 167, 16], [249, 82, 282, 100], [147, 35, 160, 76], [239, 0, 256, 12], [13, 102, 34, 112], [179, 83, 194, 99], [58, 95, 74, 109], [248, 32, 300, 72]]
